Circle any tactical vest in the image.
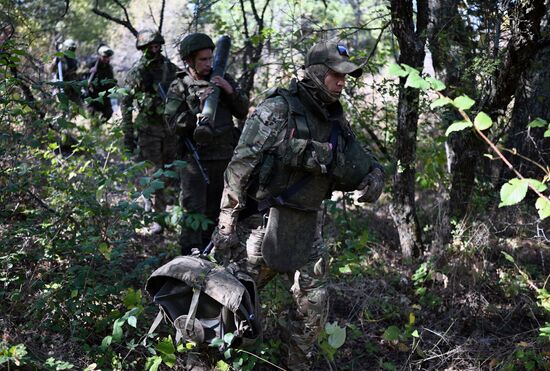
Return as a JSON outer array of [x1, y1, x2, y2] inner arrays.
[[252, 80, 373, 211], [248, 80, 374, 272]]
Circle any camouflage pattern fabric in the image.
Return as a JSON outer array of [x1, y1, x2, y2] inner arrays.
[[121, 54, 179, 214], [216, 79, 383, 368], [164, 70, 248, 252]]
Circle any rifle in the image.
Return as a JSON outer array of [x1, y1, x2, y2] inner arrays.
[[199, 35, 231, 125], [158, 82, 211, 185]]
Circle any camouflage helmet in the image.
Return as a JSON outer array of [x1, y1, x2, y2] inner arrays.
[[63, 39, 77, 50], [136, 29, 165, 50], [179, 33, 215, 60], [305, 41, 362, 78]]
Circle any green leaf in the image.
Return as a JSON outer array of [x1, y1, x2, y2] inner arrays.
[[426, 76, 446, 91], [544, 129, 550, 138], [430, 97, 452, 109], [388, 63, 409, 77], [536, 197, 550, 220], [101, 336, 112, 350], [525, 179, 548, 192], [224, 348, 232, 359], [98, 242, 111, 261], [216, 360, 231, 371], [445, 120, 473, 136], [161, 353, 176, 368], [112, 318, 124, 341], [325, 321, 338, 335], [127, 315, 137, 328], [452, 95, 475, 110], [157, 337, 175, 355], [474, 112, 493, 130], [411, 329, 420, 338], [339, 264, 352, 274], [145, 356, 162, 371], [383, 325, 401, 341], [527, 118, 548, 128], [501, 251, 515, 263], [223, 332, 235, 345], [499, 178, 528, 207], [328, 326, 346, 349], [405, 71, 430, 90], [209, 338, 225, 347]]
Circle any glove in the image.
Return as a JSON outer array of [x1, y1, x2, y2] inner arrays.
[[356, 167, 385, 203], [193, 114, 214, 145], [210, 225, 239, 265]]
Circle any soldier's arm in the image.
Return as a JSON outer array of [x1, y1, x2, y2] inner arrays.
[[222, 74, 249, 120], [164, 79, 195, 137], [218, 96, 288, 229]]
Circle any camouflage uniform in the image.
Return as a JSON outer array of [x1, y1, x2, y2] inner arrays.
[[164, 69, 248, 252], [214, 41, 384, 369], [121, 52, 179, 215]]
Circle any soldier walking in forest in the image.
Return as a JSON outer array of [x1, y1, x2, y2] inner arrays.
[[84, 44, 116, 121], [121, 29, 180, 235], [48, 38, 82, 105], [164, 33, 248, 254], [210, 40, 385, 369]]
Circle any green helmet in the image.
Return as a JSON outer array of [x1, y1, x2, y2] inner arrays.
[[179, 33, 215, 60], [136, 29, 165, 50]]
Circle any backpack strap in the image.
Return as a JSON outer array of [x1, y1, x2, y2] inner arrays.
[[142, 307, 167, 346]]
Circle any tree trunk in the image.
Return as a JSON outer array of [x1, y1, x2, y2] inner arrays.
[[502, 43, 550, 183], [389, 0, 427, 258]]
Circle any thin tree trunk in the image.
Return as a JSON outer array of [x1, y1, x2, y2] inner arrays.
[[389, 0, 427, 258]]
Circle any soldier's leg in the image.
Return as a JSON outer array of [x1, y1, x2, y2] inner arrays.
[[179, 155, 208, 254], [285, 243, 329, 370], [202, 159, 231, 246]]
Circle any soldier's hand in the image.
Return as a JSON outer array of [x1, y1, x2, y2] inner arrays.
[[356, 167, 385, 203], [211, 225, 239, 265], [211, 75, 233, 95]]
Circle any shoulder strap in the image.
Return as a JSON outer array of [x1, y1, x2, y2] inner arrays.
[[273, 88, 310, 139]]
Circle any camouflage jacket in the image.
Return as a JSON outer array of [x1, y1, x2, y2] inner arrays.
[[218, 79, 380, 229], [164, 69, 249, 160], [121, 54, 179, 136]]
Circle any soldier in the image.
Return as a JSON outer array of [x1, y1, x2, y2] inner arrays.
[[85, 44, 116, 120], [210, 40, 385, 369], [121, 29, 180, 234], [164, 33, 248, 254], [48, 38, 81, 104]]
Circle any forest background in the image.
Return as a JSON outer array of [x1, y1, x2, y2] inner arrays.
[[1, 0, 550, 370]]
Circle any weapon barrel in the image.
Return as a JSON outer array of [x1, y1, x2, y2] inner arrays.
[[201, 35, 231, 124]]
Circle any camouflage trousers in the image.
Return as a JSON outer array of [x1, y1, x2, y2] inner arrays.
[[138, 130, 177, 214], [179, 157, 230, 254], [232, 214, 330, 370]]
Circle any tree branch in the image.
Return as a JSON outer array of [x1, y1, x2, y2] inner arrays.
[[92, 0, 138, 37]]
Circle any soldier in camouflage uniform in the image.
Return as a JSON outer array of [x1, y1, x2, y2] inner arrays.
[[164, 33, 248, 253], [48, 38, 81, 105], [211, 40, 385, 369], [85, 44, 116, 120], [122, 29, 180, 233]]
